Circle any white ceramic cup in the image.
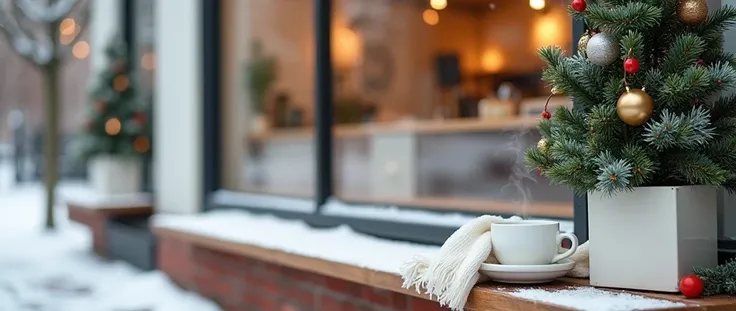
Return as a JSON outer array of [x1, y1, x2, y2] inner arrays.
[[490, 220, 578, 265]]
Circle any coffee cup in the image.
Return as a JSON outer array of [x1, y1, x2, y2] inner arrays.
[[490, 220, 578, 265]]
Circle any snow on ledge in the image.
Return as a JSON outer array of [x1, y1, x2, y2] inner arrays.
[[153, 209, 682, 310], [62, 191, 153, 208], [209, 190, 314, 213], [322, 198, 575, 233], [508, 287, 686, 311], [152, 209, 438, 274]]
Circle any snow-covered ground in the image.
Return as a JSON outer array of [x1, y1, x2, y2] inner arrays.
[[0, 180, 221, 311]]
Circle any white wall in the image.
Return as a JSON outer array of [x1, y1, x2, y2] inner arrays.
[[154, 0, 202, 214], [90, 0, 120, 72]]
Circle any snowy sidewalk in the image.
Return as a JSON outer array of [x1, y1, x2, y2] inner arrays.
[[0, 183, 221, 311]]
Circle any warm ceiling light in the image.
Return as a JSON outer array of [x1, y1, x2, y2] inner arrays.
[[423, 9, 439, 26], [530, 0, 546, 10], [60, 18, 76, 36], [430, 0, 447, 10], [72, 41, 89, 59]]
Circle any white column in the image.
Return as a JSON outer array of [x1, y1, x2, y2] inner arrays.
[[154, 0, 202, 214], [90, 0, 120, 72]]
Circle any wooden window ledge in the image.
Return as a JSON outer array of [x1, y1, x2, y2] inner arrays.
[[153, 226, 736, 311]]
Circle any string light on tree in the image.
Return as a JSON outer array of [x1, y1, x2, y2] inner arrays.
[[104, 118, 122, 136], [133, 136, 151, 153], [112, 75, 129, 92]]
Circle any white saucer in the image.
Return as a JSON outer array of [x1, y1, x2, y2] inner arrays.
[[478, 259, 575, 284]]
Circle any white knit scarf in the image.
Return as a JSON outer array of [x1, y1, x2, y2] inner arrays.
[[399, 215, 590, 311]]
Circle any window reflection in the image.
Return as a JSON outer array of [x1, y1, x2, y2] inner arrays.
[[222, 0, 574, 218]]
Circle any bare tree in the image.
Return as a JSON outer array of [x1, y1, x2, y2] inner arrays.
[[0, 0, 89, 230]]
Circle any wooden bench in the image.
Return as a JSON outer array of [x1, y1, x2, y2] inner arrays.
[[153, 225, 736, 311], [66, 193, 153, 258]]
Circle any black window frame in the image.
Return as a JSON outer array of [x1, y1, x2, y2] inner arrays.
[[121, 0, 154, 194], [199, 0, 583, 246]]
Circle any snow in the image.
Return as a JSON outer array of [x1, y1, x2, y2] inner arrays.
[[0, 182, 221, 311], [155, 209, 689, 310], [153, 209, 440, 274], [210, 189, 314, 213], [63, 191, 153, 209], [508, 287, 687, 311]]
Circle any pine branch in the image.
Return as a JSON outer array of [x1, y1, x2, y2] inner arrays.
[[593, 151, 633, 195], [643, 107, 715, 150], [694, 259, 736, 296], [621, 144, 656, 187], [660, 34, 705, 75], [659, 66, 710, 107], [710, 95, 736, 120], [669, 152, 727, 185], [571, 2, 662, 36]]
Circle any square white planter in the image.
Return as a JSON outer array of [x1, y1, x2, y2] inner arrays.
[[587, 186, 718, 292], [89, 156, 142, 195]]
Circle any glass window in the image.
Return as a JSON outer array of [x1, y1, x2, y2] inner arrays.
[[134, 0, 155, 191], [327, 0, 574, 218], [220, 0, 316, 197]]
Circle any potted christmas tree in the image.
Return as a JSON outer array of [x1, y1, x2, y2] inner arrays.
[[526, 0, 736, 292], [244, 39, 277, 132], [78, 37, 152, 195]]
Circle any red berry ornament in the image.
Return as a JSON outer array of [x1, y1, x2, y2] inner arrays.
[[696, 59, 705, 66], [679, 274, 704, 298], [571, 0, 587, 12], [542, 110, 551, 119], [624, 58, 640, 74]]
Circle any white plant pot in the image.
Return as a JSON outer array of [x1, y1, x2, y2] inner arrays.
[[89, 156, 142, 195], [587, 186, 718, 292]]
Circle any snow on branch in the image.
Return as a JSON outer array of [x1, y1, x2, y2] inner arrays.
[[0, 5, 52, 66], [12, 0, 80, 23]]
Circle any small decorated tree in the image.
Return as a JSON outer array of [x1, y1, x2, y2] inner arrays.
[[244, 39, 277, 131], [524, 0, 736, 293], [79, 38, 151, 194]]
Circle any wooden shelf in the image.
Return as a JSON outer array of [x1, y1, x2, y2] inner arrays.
[[247, 116, 542, 142], [155, 226, 736, 311], [246, 96, 571, 143]]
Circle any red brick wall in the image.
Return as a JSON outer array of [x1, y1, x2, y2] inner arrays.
[[67, 206, 108, 257], [157, 237, 450, 311]]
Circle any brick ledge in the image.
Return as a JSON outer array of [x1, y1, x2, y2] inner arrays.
[[153, 227, 422, 299]]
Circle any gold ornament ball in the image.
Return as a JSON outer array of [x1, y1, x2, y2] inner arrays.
[[677, 0, 708, 26], [577, 32, 592, 55], [537, 138, 549, 152], [617, 88, 654, 126]]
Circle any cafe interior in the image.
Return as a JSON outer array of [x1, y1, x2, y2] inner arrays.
[[220, 0, 575, 219]]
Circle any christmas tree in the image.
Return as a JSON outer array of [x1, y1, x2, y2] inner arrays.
[[526, 0, 736, 196], [78, 38, 151, 159]]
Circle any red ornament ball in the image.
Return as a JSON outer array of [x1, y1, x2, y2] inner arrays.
[[624, 58, 640, 74], [679, 274, 704, 298], [571, 0, 587, 12], [542, 110, 551, 119]]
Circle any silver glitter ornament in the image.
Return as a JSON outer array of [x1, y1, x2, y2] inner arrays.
[[586, 33, 619, 66]]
